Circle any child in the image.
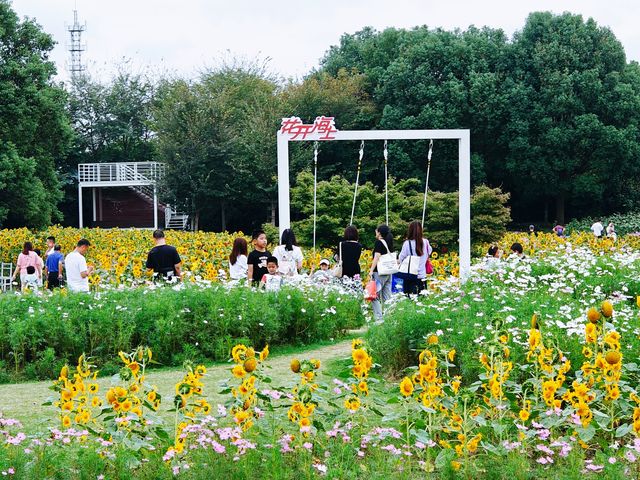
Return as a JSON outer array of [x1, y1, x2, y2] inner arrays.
[[311, 258, 333, 284], [247, 230, 271, 286], [23, 266, 39, 291], [260, 256, 282, 292]]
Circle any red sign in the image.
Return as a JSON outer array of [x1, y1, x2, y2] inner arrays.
[[279, 116, 338, 140]]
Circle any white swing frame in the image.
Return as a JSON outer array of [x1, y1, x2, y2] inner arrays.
[[276, 129, 471, 279]]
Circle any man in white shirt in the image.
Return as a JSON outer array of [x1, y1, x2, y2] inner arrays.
[[591, 220, 604, 238], [65, 239, 94, 293]]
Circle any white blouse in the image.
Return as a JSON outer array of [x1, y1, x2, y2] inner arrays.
[[272, 245, 303, 275], [229, 254, 248, 280]]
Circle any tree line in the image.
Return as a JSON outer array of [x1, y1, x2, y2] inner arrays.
[[2, 0, 640, 233]]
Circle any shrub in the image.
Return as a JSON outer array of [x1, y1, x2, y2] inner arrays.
[[0, 284, 364, 381]]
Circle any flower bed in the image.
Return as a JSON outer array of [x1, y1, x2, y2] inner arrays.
[[0, 283, 364, 382]]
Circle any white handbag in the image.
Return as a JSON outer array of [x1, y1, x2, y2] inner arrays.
[[376, 239, 398, 275], [332, 242, 343, 278], [398, 241, 420, 276]]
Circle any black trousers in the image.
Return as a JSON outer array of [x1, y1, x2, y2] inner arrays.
[[47, 271, 61, 290], [402, 277, 426, 295]]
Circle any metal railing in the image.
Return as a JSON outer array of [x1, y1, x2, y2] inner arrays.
[[78, 162, 164, 184]]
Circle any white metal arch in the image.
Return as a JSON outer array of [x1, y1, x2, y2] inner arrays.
[[276, 126, 471, 279]]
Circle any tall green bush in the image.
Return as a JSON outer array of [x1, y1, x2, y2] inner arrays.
[[290, 172, 510, 249]]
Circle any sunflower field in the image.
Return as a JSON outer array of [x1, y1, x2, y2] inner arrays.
[[0, 227, 459, 285], [0, 230, 639, 478]]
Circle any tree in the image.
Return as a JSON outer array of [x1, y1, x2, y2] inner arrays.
[[318, 17, 640, 224], [152, 63, 281, 231], [66, 69, 156, 166], [501, 12, 640, 223], [0, 1, 72, 227]]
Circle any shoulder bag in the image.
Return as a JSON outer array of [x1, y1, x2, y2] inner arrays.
[[376, 239, 398, 276], [332, 242, 343, 278], [397, 241, 420, 279]]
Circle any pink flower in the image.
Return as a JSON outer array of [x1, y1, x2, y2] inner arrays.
[[609, 457, 617, 464], [303, 442, 313, 450], [584, 462, 604, 472]]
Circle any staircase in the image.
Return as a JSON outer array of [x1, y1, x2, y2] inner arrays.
[[81, 162, 190, 230], [165, 207, 190, 230]]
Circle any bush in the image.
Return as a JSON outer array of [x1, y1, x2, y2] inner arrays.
[[290, 172, 511, 249], [367, 243, 640, 380], [0, 284, 364, 382]]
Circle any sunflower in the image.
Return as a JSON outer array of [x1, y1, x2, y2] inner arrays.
[[243, 358, 257, 373], [601, 300, 613, 318], [352, 348, 368, 364], [231, 344, 248, 363], [605, 350, 621, 365], [400, 377, 414, 397], [259, 345, 269, 361], [587, 307, 601, 324], [128, 362, 140, 376], [232, 365, 247, 379], [62, 415, 72, 428], [290, 359, 301, 373]]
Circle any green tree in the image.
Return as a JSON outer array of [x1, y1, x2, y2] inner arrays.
[[0, 1, 72, 227], [66, 69, 155, 165], [152, 63, 281, 231], [501, 12, 640, 223]]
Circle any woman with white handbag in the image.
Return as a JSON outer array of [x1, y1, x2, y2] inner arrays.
[[334, 225, 362, 280], [397, 221, 432, 295], [368, 224, 396, 322]]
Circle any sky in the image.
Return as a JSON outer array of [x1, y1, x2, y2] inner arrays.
[[9, 0, 640, 83]]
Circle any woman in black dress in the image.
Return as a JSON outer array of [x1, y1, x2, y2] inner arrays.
[[337, 225, 362, 279]]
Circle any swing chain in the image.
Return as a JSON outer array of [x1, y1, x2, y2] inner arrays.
[[422, 139, 434, 228], [313, 141, 319, 164], [383, 140, 388, 162], [358, 140, 364, 162]]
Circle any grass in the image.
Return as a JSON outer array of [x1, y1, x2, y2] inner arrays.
[[0, 334, 363, 433]]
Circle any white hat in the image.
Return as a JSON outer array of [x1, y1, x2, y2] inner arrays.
[[319, 258, 330, 266]]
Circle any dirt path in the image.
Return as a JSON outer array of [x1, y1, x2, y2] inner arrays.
[[0, 338, 357, 432]]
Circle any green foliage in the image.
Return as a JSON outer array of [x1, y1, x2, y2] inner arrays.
[[0, 1, 72, 228], [0, 285, 363, 382], [366, 249, 640, 380], [290, 172, 510, 249], [320, 16, 640, 224], [152, 62, 282, 231], [67, 70, 156, 166]]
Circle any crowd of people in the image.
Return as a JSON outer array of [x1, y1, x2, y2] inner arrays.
[[7, 223, 432, 323], [227, 221, 432, 322], [11, 236, 94, 293]]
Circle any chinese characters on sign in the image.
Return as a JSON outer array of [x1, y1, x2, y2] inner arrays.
[[279, 116, 338, 140]]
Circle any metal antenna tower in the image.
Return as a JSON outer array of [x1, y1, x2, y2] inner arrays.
[[67, 9, 86, 76]]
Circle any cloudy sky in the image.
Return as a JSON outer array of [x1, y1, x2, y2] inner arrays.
[[10, 0, 640, 82]]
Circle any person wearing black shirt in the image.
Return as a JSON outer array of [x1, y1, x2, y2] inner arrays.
[[247, 230, 271, 285], [337, 225, 362, 279], [146, 230, 182, 279]]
